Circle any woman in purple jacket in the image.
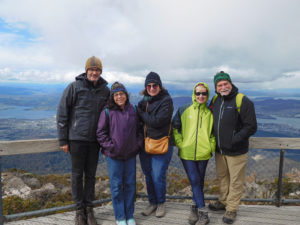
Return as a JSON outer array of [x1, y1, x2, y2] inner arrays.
[[97, 82, 143, 225]]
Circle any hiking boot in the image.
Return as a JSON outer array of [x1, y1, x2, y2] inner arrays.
[[208, 200, 226, 211], [75, 209, 87, 225], [86, 207, 98, 225], [141, 204, 157, 216], [195, 210, 210, 225], [188, 204, 198, 225], [155, 203, 166, 218], [223, 211, 237, 224]]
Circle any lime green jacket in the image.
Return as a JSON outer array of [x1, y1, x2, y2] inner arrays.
[[172, 82, 216, 160]]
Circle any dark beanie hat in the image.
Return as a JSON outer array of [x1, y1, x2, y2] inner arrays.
[[145, 71, 162, 87], [110, 82, 127, 96], [214, 71, 232, 87]]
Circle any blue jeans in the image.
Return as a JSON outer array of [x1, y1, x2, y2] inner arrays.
[[106, 156, 136, 220], [139, 147, 173, 205], [181, 159, 208, 209]]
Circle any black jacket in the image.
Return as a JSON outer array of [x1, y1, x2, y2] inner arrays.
[[57, 73, 110, 146], [138, 90, 173, 139], [210, 85, 257, 156]]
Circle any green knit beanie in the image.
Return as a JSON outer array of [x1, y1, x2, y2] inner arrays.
[[214, 71, 232, 87]]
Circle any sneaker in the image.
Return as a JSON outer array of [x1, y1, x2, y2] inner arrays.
[[127, 218, 136, 225], [208, 200, 226, 211], [223, 211, 237, 224], [116, 220, 127, 225], [75, 209, 87, 225], [188, 204, 198, 225], [142, 204, 157, 216], [86, 207, 98, 225], [155, 203, 166, 218], [195, 210, 210, 225]]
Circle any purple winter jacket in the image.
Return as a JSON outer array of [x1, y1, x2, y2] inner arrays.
[[96, 103, 143, 160]]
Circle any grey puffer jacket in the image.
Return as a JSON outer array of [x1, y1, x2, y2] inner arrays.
[[57, 73, 110, 146]]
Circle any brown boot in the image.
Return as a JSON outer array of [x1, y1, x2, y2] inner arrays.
[[188, 204, 198, 225], [223, 211, 237, 224], [75, 209, 87, 225], [86, 207, 98, 225], [141, 204, 157, 216], [195, 210, 210, 225], [155, 203, 166, 218]]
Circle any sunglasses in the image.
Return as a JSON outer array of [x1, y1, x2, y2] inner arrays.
[[195, 92, 208, 96], [146, 84, 159, 89]]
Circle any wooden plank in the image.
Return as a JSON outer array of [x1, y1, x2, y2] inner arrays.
[[5, 202, 300, 225], [249, 137, 300, 149], [1, 137, 300, 156], [0, 139, 60, 156]]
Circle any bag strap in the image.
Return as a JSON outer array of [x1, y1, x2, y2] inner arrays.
[[236, 93, 245, 113], [211, 93, 244, 113], [143, 102, 172, 138]]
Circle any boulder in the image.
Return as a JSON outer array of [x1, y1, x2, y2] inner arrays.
[[3, 176, 31, 198]]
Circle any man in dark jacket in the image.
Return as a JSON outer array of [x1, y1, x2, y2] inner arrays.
[[57, 56, 110, 225], [208, 71, 257, 224]]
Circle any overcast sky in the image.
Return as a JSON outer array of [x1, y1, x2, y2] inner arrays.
[[0, 0, 300, 90]]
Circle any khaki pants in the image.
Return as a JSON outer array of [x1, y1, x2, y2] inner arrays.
[[215, 152, 247, 212]]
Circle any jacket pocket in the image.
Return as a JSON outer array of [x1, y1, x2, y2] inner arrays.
[[73, 112, 90, 137]]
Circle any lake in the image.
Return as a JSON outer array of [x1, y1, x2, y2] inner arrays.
[[257, 115, 300, 130], [0, 106, 56, 119]]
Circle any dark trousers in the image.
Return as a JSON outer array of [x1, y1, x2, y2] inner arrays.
[[181, 159, 208, 209], [69, 141, 100, 209]]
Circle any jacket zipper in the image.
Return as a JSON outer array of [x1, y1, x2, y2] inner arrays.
[[217, 97, 224, 154], [194, 105, 201, 160]]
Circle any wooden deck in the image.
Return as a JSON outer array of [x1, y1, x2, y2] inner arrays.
[[5, 201, 300, 225]]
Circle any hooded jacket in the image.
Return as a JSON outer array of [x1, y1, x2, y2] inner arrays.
[[172, 82, 216, 160], [138, 89, 173, 139], [56, 73, 110, 146], [96, 103, 143, 160], [210, 84, 257, 156]]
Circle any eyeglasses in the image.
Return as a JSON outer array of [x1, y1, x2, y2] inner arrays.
[[195, 92, 208, 96], [113, 92, 125, 97], [146, 84, 159, 89]]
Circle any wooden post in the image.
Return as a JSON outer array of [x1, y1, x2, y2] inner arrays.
[[276, 149, 285, 207], [0, 156, 3, 225]]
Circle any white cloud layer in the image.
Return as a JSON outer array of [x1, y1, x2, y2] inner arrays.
[[0, 0, 300, 90]]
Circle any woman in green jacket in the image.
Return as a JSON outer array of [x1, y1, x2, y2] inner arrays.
[[172, 82, 216, 225]]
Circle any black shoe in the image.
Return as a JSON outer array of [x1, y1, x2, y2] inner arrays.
[[86, 207, 98, 225], [75, 209, 87, 225], [208, 201, 226, 211]]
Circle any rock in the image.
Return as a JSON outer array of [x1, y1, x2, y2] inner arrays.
[[178, 186, 192, 196], [30, 183, 57, 199], [3, 177, 31, 198], [61, 186, 71, 194], [23, 177, 41, 189]]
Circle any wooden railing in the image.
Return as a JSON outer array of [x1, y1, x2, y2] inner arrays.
[[0, 137, 300, 224]]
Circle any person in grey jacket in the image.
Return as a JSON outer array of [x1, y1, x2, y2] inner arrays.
[[57, 56, 110, 225]]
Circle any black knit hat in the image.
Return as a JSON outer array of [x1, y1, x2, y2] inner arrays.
[[110, 82, 127, 96], [145, 71, 162, 87]]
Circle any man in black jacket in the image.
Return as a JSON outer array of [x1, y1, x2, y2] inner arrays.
[[57, 56, 110, 225], [208, 71, 257, 224]]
